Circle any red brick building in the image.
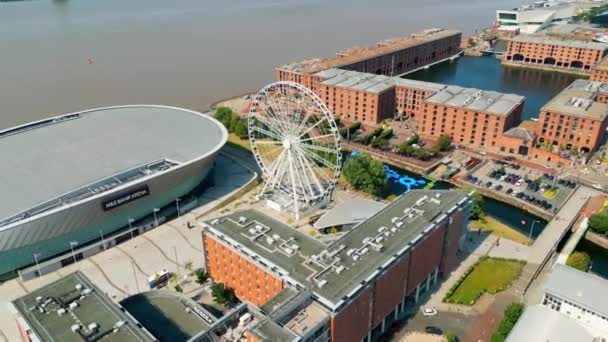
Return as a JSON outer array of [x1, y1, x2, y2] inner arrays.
[[393, 79, 446, 119], [418, 85, 525, 149], [202, 190, 472, 342], [536, 79, 608, 153], [276, 28, 461, 88], [590, 56, 608, 82], [503, 34, 608, 72]]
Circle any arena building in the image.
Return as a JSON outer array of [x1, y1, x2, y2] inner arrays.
[[0, 105, 227, 279], [202, 190, 473, 342]]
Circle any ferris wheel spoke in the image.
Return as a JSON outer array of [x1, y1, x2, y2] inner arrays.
[[291, 148, 317, 198], [253, 140, 283, 145], [251, 103, 285, 136], [301, 143, 339, 156], [299, 133, 336, 144], [259, 99, 290, 135], [299, 116, 328, 138], [288, 151, 309, 199], [251, 126, 283, 141], [299, 145, 338, 170], [294, 147, 325, 196], [263, 149, 288, 193]]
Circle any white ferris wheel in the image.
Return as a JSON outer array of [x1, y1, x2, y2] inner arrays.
[[248, 81, 342, 219]]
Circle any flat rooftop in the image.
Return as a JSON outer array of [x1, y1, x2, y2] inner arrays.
[[510, 34, 608, 50], [505, 305, 594, 342], [545, 263, 608, 316], [313, 198, 386, 229], [284, 301, 329, 337], [425, 85, 525, 116], [318, 70, 395, 94], [277, 29, 460, 75], [0, 105, 227, 224], [393, 78, 447, 93], [248, 318, 298, 342], [12, 271, 154, 342], [204, 190, 470, 305], [120, 291, 213, 341], [541, 79, 608, 120]]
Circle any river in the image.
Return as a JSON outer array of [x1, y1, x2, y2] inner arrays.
[[0, 0, 523, 129]]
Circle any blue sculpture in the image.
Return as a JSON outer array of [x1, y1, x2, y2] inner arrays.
[[383, 165, 426, 191]]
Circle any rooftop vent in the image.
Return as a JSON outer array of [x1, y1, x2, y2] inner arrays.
[[88, 323, 99, 333], [57, 308, 66, 316], [82, 288, 93, 296], [266, 237, 275, 245], [335, 265, 345, 274], [69, 302, 79, 310], [71, 324, 80, 333], [75, 284, 83, 291], [35, 296, 43, 303], [317, 279, 328, 288], [238, 216, 247, 224]]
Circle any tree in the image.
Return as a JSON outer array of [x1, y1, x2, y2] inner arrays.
[[471, 192, 485, 220], [434, 134, 453, 152], [414, 147, 432, 161], [446, 330, 457, 342], [371, 138, 390, 150], [174, 284, 183, 293], [342, 153, 387, 196], [398, 142, 415, 156], [570, 146, 579, 156], [233, 119, 249, 138], [214, 107, 235, 129], [194, 268, 209, 285], [211, 282, 237, 306], [498, 166, 506, 174], [589, 210, 608, 235], [566, 251, 591, 272], [491, 302, 524, 342]]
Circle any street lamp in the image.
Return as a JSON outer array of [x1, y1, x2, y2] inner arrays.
[[33, 252, 42, 277], [99, 230, 106, 251], [529, 220, 540, 244], [69, 241, 78, 264], [175, 198, 181, 218], [128, 218, 135, 240], [153, 208, 160, 227]]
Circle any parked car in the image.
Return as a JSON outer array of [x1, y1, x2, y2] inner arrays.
[[425, 326, 443, 335], [506, 188, 513, 195], [496, 185, 503, 191], [515, 179, 525, 187], [421, 307, 438, 316], [593, 184, 604, 190], [486, 181, 493, 188]]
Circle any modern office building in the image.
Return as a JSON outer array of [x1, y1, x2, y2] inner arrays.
[[542, 264, 608, 338], [0, 105, 227, 279], [11, 271, 156, 342], [537, 79, 608, 153], [503, 34, 608, 72], [495, 3, 584, 34], [418, 86, 525, 148], [202, 190, 473, 342], [276, 28, 462, 92]]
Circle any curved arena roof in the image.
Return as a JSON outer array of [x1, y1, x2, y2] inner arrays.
[[0, 105, 227, 226]]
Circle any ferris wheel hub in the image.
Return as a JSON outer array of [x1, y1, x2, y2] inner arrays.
[[282, 139, 291, 149]]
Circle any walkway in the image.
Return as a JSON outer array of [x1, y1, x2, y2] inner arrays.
[[557, 217, 588, 265]]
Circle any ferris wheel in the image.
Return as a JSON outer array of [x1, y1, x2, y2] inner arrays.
[[248, 81, 342, 218]]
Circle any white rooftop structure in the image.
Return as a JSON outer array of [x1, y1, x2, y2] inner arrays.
[[506, 305, 595, 342], [313, 198, 386, 230], [496, 2, 595, 34]]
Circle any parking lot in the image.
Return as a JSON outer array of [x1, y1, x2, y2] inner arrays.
[[466, 160, 575, 213]]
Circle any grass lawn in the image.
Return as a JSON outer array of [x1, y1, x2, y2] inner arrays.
[[228, 133, 252, 151], [444, 257, 525, 305], [543, 188, 559, 199], [469, 216, 530, 245]]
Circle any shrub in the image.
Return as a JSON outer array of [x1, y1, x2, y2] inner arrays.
[[194, 268, 209, 285], [566, 251, 591, 272], [491, 303, 524, 341]]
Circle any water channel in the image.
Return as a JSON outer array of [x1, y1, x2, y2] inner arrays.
[[408, 55, 581, 120], [382, 164, 547, 239]]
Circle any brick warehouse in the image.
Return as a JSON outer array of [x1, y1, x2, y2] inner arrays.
[[202, 190, 473, 342], [418, 85, 525, 149], [275, 28, 462, 93], [503, 34, 608, 72]]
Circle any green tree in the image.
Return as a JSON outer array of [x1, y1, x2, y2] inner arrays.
[[342, 153, 387, 196], [414, 147, 432, 161], [174, 284, 183, 293], [398, 142, 415, 156], [491, 302, 524, 341], [589, 210, 608, 235], [214, 107, 235, 129], [233, 119, 249, 138], [570, 146, 579, 156], [211, 282, 237, 306], [446, 330, 457, 342], [566, 251, 591, 272], [434, 134, 453, 152], [194, 268, 209, 285], [371, 138, 390, 150], [471, 192, 485, 220]]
